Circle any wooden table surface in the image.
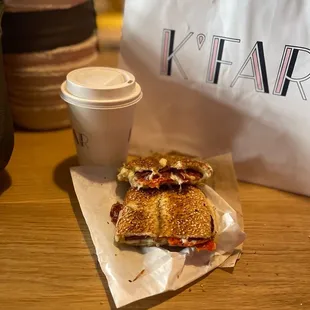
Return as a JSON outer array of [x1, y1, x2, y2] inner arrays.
[[0, 51, 310, 310]]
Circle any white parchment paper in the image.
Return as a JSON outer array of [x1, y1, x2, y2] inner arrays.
[[70, 153, 246, 308]]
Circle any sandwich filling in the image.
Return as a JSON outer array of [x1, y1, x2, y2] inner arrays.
[[111, 186, 217, 251], [113, 234, 216, 250], [134, 168, 202, 188], [110, 202, 123, 224], [117, 154, 213, 189]]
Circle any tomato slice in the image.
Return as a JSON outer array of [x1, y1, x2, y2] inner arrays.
[[196, 240, 216, 251], [168, 237, 184, 246], [168, 238, 216, 251], [142, 177, 174, 188]]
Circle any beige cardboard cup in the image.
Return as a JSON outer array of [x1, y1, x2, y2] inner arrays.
[[60, 67, 142, 167]]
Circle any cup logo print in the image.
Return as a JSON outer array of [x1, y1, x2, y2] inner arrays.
[[73, 129, 90, 149], [160, 29, 310, 100]]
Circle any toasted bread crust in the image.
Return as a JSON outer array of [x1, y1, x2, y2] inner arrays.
[[159, 186, 217, 239], [114, 185, 217, 246], [115, 188, 161, 240]]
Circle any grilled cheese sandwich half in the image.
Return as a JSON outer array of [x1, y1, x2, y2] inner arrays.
[[111, 185, 217, 251], [117, 154, 213, 189]]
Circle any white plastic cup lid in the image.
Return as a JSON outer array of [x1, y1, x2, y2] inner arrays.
[[60, 67, 142, 109]]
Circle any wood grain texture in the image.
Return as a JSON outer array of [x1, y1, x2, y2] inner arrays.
[[0, 51, 310, 310]]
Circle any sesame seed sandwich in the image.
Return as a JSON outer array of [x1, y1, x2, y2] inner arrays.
[[110, 185, 217, 251], [117, 154, 213, 189]]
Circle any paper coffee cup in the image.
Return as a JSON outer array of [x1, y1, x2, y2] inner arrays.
[[60, 67, 142, 167]]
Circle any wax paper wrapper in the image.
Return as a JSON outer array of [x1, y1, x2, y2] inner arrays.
[[70, 153, 245, 308]]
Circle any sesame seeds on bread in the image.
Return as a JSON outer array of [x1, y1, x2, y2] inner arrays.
[[114, 185, 217, 247]]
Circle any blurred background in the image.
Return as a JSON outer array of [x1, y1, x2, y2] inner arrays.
[[94, 0, 124, 50], [0, 0, 124, 132]]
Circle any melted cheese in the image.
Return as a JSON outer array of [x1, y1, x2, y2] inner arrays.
[[170, 173, 184, 186], [123, 238, 156, 246], [130, 177, 142, 189], [118, 167, 129, 180], [175, 161, 183, 169], [149, 170, 157, 179], [159, 158, 167, 167]]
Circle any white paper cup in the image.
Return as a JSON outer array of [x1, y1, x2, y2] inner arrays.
[[60, 67, 142, 167]]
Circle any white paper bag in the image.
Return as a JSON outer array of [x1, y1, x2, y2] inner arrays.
[[119, 0, 310, 196]]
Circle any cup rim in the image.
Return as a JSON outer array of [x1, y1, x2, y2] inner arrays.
[[60, 81, 143, 110]]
